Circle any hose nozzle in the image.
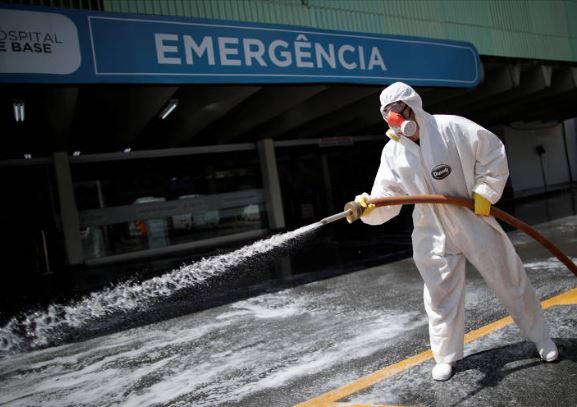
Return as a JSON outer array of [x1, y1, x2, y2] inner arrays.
[[344, 201, 364, 224], [319, 209, 352, 225]]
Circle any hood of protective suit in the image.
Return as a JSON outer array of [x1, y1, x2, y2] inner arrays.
[[379, 82, 431, 131]]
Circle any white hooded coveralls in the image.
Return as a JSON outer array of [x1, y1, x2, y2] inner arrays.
[[363, 82, 548, 363]]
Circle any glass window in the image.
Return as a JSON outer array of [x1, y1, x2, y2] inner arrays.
[[71, 150, 267, 259]]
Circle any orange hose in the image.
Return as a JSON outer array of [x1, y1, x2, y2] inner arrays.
[[367, 194, 577, 278]]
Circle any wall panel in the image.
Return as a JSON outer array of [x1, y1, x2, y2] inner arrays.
[[101, 0, 577, 62]]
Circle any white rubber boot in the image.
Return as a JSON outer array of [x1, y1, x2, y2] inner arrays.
[[536, 338, 558, 362], [432, 363, 453, 381]]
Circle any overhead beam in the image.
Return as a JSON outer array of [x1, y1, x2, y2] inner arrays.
[[478, 66, 576, 124], [531, 89, 577, 122], [280, 92, 381, 140], [431, 65, 518, 114], [420, 87, 474, 111], [112, 86, 179, 149], [462, 64, 549, 117], [212, 85, 327, 144], [251, 86, 380, 140], [168, 86, 261, 147]]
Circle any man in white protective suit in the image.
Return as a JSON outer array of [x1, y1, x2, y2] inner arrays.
[[354, 82, 558, 381]]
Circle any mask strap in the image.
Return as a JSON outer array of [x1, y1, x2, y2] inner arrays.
[[401, 104, 412, 120]]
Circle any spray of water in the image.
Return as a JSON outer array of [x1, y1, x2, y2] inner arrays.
[[0, 223, 321, 355]]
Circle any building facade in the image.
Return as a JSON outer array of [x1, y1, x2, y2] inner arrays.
[[1, 0, 576, 278]]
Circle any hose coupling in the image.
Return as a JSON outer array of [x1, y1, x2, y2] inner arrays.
[[344, 201, 364, 224]]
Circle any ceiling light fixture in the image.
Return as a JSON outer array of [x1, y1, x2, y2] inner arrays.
[[13, 100, 25, 122], [159, 98, 179, 120], [24, 153, 32, 159]]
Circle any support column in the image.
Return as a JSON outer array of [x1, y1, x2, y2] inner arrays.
[[564, 118, 577, 184], [257, 139, 285, 230], [53, 152, 83, 265]]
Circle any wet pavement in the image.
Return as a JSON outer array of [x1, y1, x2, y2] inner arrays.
[[1, 213, 577, 406]]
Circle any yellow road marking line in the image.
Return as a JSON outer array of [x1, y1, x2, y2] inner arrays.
[[329, 403, 404, 407], [541, 287, 577, 307], [296, 349, 433, 407], [296, 287, 577, 407]]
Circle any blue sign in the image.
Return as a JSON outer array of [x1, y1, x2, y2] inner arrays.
[[0, 4, 481, 87]]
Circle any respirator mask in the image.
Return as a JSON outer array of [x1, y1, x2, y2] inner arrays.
[[380, 102, 417, 141]]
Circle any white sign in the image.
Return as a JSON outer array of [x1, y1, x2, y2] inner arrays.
[[0, 9, 81, 74]]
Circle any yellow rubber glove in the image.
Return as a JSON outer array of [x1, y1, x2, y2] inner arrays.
[[473, 192, 491, 216], [385, 129, 400, 142], [354, 193, 376, 217]]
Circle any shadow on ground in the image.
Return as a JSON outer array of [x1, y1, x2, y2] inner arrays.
[[448, 338, 577, 406]]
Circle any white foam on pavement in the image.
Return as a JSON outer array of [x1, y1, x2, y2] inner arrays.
[[0, 283, 425, 407], [0, 223, 320, 353]]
